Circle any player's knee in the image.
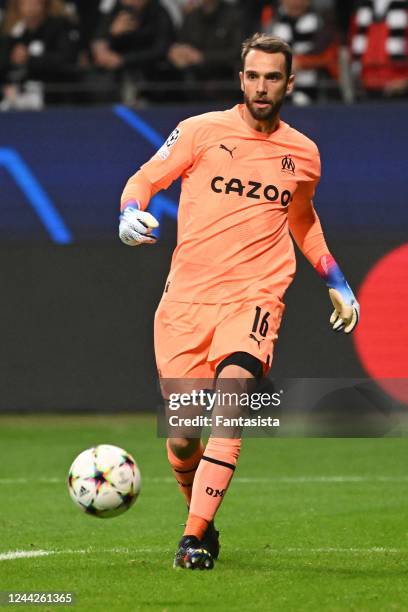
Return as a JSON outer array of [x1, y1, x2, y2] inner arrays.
[[217, 364, 252, 379], [216, 351, 263, 381], [167, 437, 200, 459], [206, 436, 242, 466]]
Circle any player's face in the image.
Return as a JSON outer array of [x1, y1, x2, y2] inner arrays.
[[240, 50, 294, 123]]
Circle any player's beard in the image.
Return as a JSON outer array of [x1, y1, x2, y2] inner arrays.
[[244, 92, 285, 123]]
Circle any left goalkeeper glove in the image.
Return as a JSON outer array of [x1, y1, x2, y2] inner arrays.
[[119, 201, 159, 246], [315, 254, 360, 334]]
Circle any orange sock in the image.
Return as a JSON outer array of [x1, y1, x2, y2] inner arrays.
[[184, 513, 209, 540], [184, 438, 241, 539], [166, 440, 204, 506]]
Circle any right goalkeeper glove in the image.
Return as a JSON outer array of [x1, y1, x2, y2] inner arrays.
[[119, 201, 159, 246], [315, 254, 360, 334]]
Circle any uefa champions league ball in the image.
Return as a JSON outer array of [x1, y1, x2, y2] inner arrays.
[[68, 444, 141, 518]]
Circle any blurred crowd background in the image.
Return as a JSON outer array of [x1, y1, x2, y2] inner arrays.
[[0, 0, 407, 109]]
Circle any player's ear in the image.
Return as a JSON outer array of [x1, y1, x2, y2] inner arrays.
[[286, 74, 295, 96], [239, 71, 244, 93]]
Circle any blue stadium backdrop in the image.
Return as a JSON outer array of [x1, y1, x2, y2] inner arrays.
[[0, 104, 406, 411]]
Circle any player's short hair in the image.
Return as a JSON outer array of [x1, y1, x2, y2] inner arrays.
[[241, 33, 293, 79]]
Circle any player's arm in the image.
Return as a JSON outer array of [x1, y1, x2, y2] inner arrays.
[[288, 180, 359, 333], [119, 123, 195, 246], [118, 172, 159, 246]]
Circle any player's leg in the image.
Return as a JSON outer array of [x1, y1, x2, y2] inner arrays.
[[154, 300, 215, 521], [168, 436, 221, 569], [183, 359, 259, 537], [175, 355, 260, 570], [175, 299, 284, 569], [166, 437, 204, 506]]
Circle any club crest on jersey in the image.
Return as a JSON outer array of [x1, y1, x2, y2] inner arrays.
[[281, 154, 295, 174], [157, 128, 180, 160]]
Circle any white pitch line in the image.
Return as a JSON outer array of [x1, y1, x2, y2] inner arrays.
[[0, 477, 61, 484], [147, 475, 408, 484], [0, 548, 163, 562], [234, 475, 408, 484], [264, 547, 405, 554], [1, 476, 408, 485], [0, 550, 51, 561], [1, 546, 406, 562]]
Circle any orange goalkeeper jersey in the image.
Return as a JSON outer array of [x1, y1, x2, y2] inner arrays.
[[122, 104, 322, 304]]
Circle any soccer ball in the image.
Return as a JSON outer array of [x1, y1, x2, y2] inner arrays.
[[68, 444, 141, 518]]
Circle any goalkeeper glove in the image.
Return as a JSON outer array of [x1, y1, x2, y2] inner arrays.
[[315, 254, 360, 334], [119, 201, 159, 246]]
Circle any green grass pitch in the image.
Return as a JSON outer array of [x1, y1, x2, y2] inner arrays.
[[0, 415, 407, 611]]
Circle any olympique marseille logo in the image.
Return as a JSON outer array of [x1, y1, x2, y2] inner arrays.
[[281, 154, 295, 174]]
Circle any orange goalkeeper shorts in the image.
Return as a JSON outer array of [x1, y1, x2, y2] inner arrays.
[[154, 297, 285, 379]]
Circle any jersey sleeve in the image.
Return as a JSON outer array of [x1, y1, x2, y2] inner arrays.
[[121, 118, 198, 209], [288, 144, 329, 266], [141, 119, 198, 187], [302, 141, 321, 184]]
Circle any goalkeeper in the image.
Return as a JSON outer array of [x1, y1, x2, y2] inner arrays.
[[119, 33, 359, 570]]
